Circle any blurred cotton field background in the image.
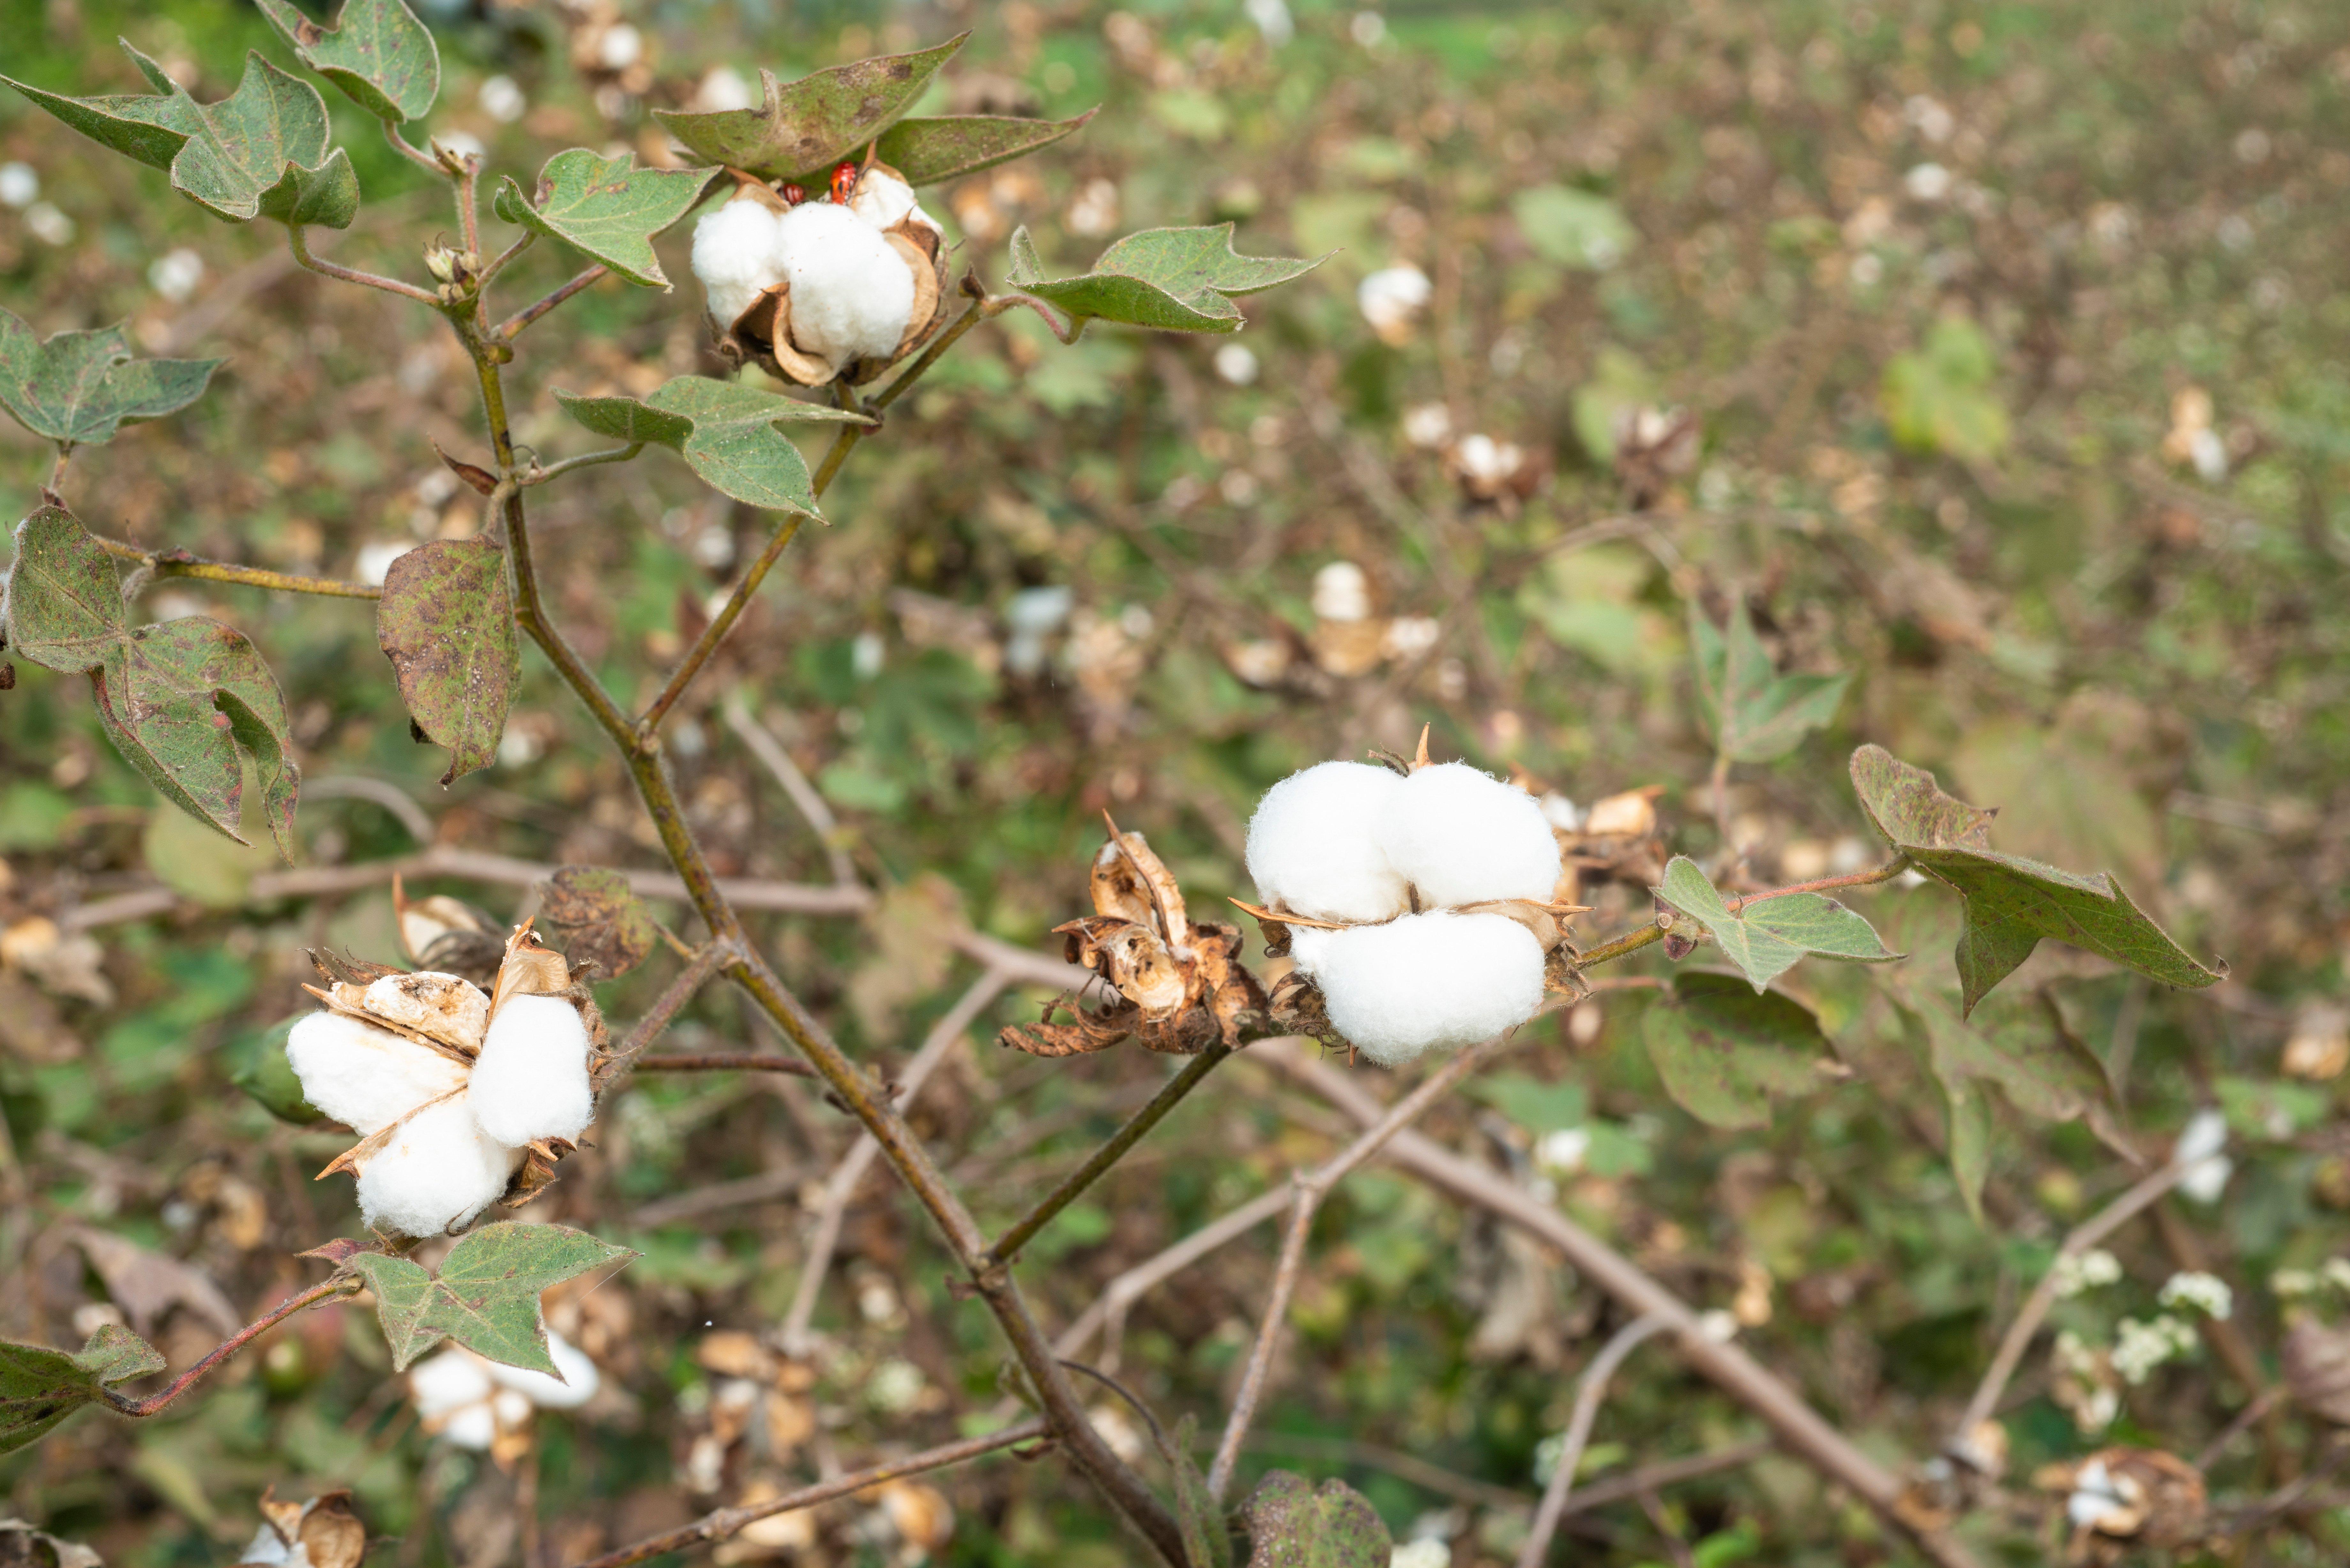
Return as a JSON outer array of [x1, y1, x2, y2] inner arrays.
[[4, 0, 2350, 1564]]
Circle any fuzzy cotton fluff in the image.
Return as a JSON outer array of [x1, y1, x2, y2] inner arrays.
[[848, 169, 933, 234], [352, 1096, 519, 1239], [1289, 912, 1545, 1066], [1374, 762, 1562, 908], [285, 1011, 467, 1136], [410, 1332, 600, 1450], [468, 993, 594, 1149], [691, 199, 788, 327], [773, 201, 916, 369], [1244, 761, 1410, 923]]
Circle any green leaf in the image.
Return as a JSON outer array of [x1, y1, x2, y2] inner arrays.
[[375, 537, 518, 788], [554, 377, 869, 516], [348, 1222, 633, 1374], [4, 44, 358, 228], [254, 0, 439, 124], [1848, 745, 2221, 1015], [1689, 599, 1849, 764], [4, 509, 301, 856], [872, 109, 1098, 185], [652, 35, 968, 183], [1004, 224, 1328, 340], [1161, 1413, 1231, 1568], [1463, 1073, 1588, 1135], [0, 1326, 164, 1456], [1882, 317, 2008, 462], [1512, 183, 1637, 270], [535, 864, 656, 979], [1655, 856, 1900, 993], [491, 150, 715, 290], [1239, 1470, 1393, 1568], [0, 309, 221, 447], [1640, 973, 1836, 1130]]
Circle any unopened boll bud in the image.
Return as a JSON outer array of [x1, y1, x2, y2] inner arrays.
[[424, 242, 461, 284]]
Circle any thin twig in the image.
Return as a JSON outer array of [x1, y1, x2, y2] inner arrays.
[[495, 265, 608, 338], [779, 970, 1009, 1355], [630, 1052, 820, 1081], [381, 120, 444, 175], [991, 1043, 1233, 1265], [525, 444, 643, 485], [2194, 1386, 2286, 1473], [636, 515, 806, 738], [1946, 1155, 2209, 1471], [93, 536, 382, 600], [603, 941, 737, 1073], [103, 1278, 357, 1418], [287, 225, 442, 305], [1258, 1039, 1982, 1568], [1206, 1039, 1507, 1500], [1517, 1313, 1674, 1568], [1054, 1184, 1296, 1373], [723, 697, 859, 887], [568, 1418, 1050, 1568]]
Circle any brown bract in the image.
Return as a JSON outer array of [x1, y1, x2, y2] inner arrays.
[[246, 1488, 368, 1568], [999, 824, 1269, 1058], [712, 162, 952, 388], [2037, 1447, 2207, 1563]]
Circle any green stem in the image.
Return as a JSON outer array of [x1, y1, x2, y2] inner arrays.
[[526, 443, 643, 485], [496, 266, 608, 339], [45, 443, 72, 497], [93, 536, 382, 600], [991, 1043, 1233, 1265], [633, 514, 805, 739], [104, 1278, 356, 1418], [288, 225, 440, 305]]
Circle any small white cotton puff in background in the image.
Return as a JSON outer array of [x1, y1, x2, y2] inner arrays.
[[1312, 561, 1371, 623], [354, 1097, 517, 1237], [410, 1332, 599, 1449], [468, 993, 594, 1148], [691, 199, 787, 328], [284, 1010, 468, 1136], [2050, 1248, 2122, 1300], [1376, 762, 1562, 908], [1389, 1541, 1448, 1568], [1290, 911, 1545, 1066], [2158, 1270, 2233, 1320], [0, 162, 37, 209], [1245, 761, 1410, 924], [2172, 1108, 2231, 1203], [2067, 1459, 2127, 1531], [147, 247, 203, 303], [1213, 342, 1259, 386], [1357, 265, 1430, 341], [485, 1330, 601, 1409]]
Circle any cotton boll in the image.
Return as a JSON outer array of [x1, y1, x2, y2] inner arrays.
[[1300, 911, 1545, 1066], [1244, 761, 1411, 923], [486, 1331, 600, 1409], [468, 994, 595, 1148], [1376, 762, 1561, 908], [492, 1389, 534, 1428], [691, 199, 787, 327], [410, 1347, 495, 1419], [354, 1098, 518, 1237], [286, 1010, 468, 1135], [438, 1399, 497, 1450], [849, 169, 927, 233], [775, 201, 915, 368]]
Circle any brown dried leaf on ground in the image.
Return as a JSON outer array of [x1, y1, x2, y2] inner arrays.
[[69, 1227, 241, 1340]]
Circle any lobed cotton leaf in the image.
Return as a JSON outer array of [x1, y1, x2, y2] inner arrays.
[[353, 1098, 518, 1237], [1291, 911, 1545, 1066], [1244, 760, 1410, 923], [467, 994, 594, 1149], [774, 201, 914, 371], [284, 1010, 466, 1135], [1375, 762, 1562, 908]]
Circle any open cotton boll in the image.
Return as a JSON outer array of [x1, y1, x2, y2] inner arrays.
[[438, 1400, 497, 1451], [1244, 761, 1411, 923], [849, 169, 926, 232], [410, 1346, 495, 1420], [468, 994, 595, 1148], [691, 198, 787, 327], [1375, 762, 1562, 908], [285, 1010, 468, 1135], [485, 1331, 600, 1409], [1299, 911, 1545, 1066], [354, 1098, 518, 1237], [775, 201, 915, 368]]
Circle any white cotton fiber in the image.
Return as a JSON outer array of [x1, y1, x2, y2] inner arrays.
[[468, 994, 595, 1148], [774, 200, 915, 369], [1244, 761, 1411, 923], [1291, 911, 1545, 1067], [486, 1330, 601, 1408], [285, 1010, 468, 1134], [410, 1347, 495, 1419], [1375, 762, 1562, 908], [691, 198, 787, 327], [439, 1400, 497, 1450], [849, 169, 921, 231], [354, 1098, 518, 1237]]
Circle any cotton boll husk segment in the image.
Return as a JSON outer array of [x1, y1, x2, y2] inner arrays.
[[1376, 761, 1562, 908], [691, 198, 787, 327], [354, 1098, 519, 1237], [467, 993, 595, 1149], [485, 1331, 601, 1409], [410, 1347, 495, 1420], [285, 1011, 469, 1135], [774, 201, 916, 370], [1293, 911, 1545, 1066], [1244, 761, 1411, 923]]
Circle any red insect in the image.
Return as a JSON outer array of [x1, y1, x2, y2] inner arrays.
[[780, 183, 807, 206], [827, 160, 859, 204]]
